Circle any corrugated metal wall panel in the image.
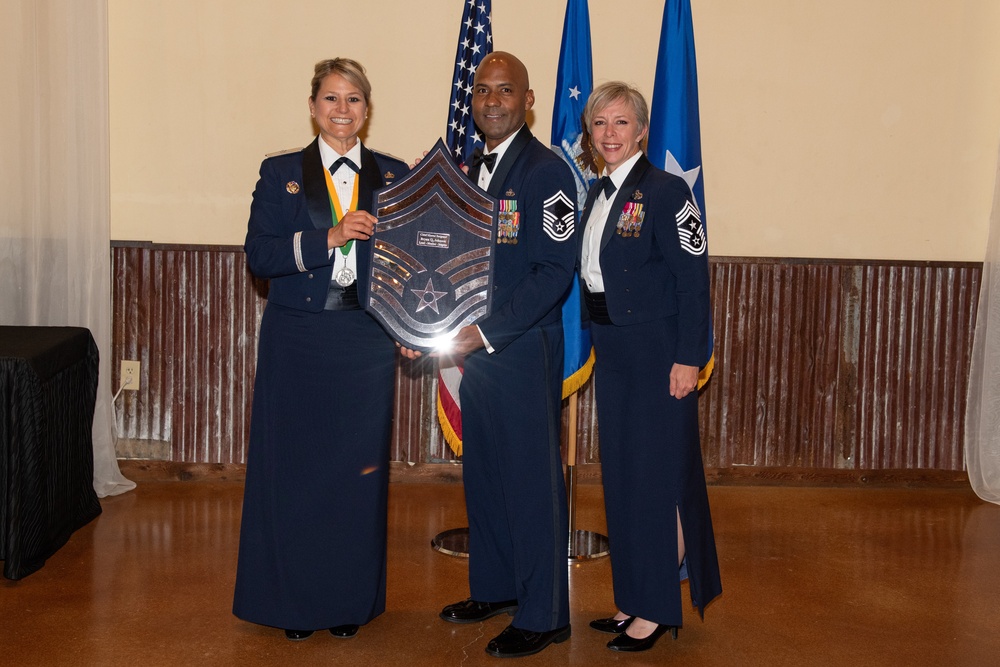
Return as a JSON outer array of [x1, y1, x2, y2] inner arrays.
[[393, 360, 450, 463], [855, 264, 979, 471], [700, 262, 846, 470], [111, 245, 979, 473], [112, 244, 266, 464]]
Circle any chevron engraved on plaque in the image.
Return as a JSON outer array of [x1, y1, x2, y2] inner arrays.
[[367, 139, 498, 350]]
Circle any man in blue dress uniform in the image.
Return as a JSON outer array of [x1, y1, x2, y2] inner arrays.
[[412, 52, 577, 658]]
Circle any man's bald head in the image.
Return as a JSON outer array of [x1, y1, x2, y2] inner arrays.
[[476, 51, 530, 90], [472, 51, 534, 149]]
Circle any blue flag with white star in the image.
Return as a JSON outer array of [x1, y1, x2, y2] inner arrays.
[[551, 0, 596, 209], [551, 0, 596, 398], [445, 0, 493, 166], [648, 0, 714, 386]]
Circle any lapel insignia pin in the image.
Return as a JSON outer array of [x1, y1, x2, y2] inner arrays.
[[633, 189, 643, 200], [506, 188, 516, 197], [384, 171, 395, 179], [286, 181, 300, 194]]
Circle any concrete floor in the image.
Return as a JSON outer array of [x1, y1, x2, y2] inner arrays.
[[2, 481, 998, 666]]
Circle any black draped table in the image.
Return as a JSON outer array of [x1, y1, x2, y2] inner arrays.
[[0, 326, 102, 579]]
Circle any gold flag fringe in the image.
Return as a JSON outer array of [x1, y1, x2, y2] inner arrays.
[[561, 347, 596, 400], [437, 392, 463, 458]]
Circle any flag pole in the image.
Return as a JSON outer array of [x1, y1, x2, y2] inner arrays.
[[553, 0, 607, 561], [567, 392, 578, 537], [565, 391, 608, 560]]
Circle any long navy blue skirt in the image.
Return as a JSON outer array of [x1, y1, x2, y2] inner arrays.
[[233, 303, 397, 631], [590, 315, 721, 626]]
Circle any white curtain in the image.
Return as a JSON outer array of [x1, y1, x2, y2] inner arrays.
[[966, 143, 1000, 505], [1, 0, 133, 497]]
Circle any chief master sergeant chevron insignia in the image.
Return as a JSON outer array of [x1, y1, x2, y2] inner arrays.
[[367, 139, 499, 350], [675, 200, 706, 256]]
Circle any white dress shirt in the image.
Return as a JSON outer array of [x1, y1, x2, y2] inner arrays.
[[318, 138, 363, 285], [474, 126, 524, 352], [581, 151, 643, 293]]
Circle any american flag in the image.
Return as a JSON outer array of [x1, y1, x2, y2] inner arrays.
[[445, 0, 493, 165], [438, 0, 493, 457]]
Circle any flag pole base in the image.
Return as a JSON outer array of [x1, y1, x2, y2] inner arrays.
[[430, 526, 608, 561], [565, 460, 609, 560], [431, 527, 470, 558], [568, 529, 610, 560]]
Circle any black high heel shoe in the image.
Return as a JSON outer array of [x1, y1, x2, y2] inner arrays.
[[606, 624, 678, 652], [588, 615, 635, 634], [329, 624, 359, 638]]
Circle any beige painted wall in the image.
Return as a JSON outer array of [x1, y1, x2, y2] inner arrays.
[[109, 0, 1000, 260]]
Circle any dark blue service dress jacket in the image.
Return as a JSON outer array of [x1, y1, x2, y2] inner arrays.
[[579, 153, 710, 366], [244, 137, 407, 307]]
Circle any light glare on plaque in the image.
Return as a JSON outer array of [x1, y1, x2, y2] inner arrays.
[[428, 333, 456, 354]]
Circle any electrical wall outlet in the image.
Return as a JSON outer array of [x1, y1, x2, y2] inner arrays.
[[120, 360, 141, 392]]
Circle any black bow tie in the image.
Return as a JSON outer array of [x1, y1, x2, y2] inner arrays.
[[600, 176, 617, 199], [471, 150, 498, 173], [330, 156, 359, 174]]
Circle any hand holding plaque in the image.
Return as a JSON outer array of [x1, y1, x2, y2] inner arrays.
[[366, 139, 497, 351]]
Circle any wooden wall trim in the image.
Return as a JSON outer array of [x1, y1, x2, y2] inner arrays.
[[710, 255, 981, 270], [111, 244, 980, 475], [111, 244, 982, 270], [111, 241, 244, 252], [116, 461, 971, 488]]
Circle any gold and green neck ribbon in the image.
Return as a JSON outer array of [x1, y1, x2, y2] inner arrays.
[[323, 166, 360, 255]]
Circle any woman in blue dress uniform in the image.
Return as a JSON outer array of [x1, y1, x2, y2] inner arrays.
[[578, 81, 722, 653], [233, 58, 407, 641]]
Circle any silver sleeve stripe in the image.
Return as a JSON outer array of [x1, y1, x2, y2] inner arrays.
[[293, 231, 306, 272]]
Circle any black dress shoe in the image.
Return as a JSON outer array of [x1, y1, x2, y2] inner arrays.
[[283, 629, 314, 641], [329, 624, 359, 638], [607, 624, 678, 652], [589, 615, 635, 634], [485, 623, 571, 658], [439, 597, 518, 624]]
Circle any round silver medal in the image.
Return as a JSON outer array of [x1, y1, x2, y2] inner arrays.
[[335, 267, 355, 287]]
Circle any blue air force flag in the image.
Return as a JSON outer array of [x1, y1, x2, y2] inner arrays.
[[648, 0, 714, 385], [551, 0, 597, 209], [551, 0, 596, 398]]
